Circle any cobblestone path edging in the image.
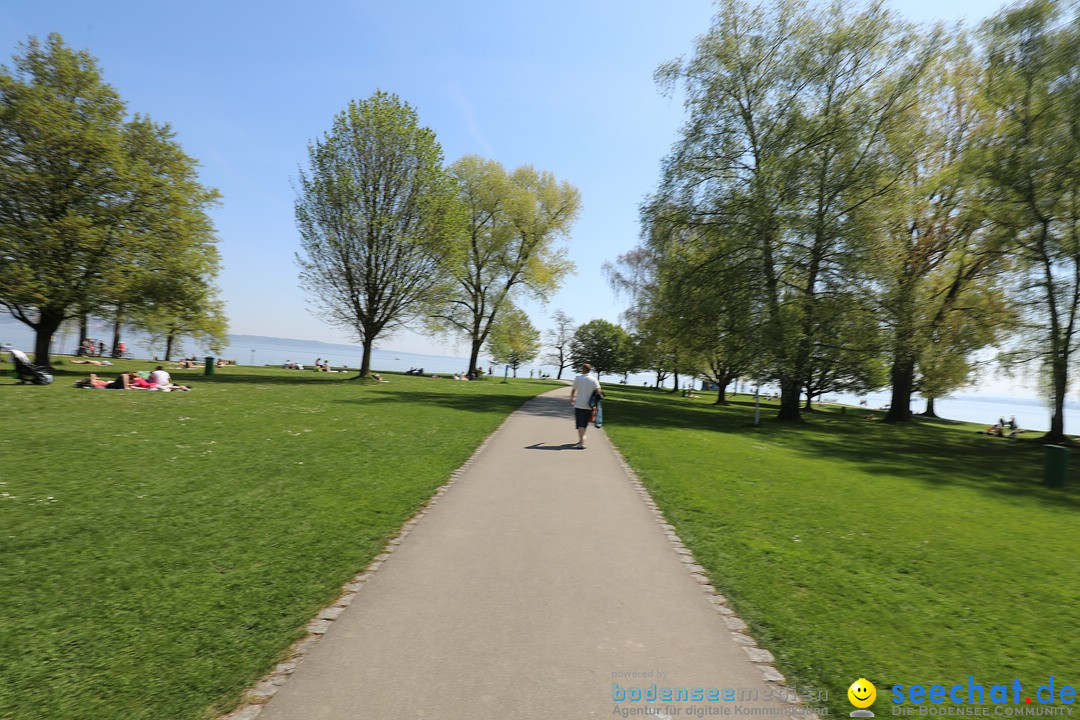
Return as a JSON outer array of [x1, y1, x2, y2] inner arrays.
[[606, 441, 805, 698]]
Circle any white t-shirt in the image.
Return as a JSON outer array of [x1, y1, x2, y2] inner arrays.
[[572, 373, 602, 410], [150, 369, 171, 387]]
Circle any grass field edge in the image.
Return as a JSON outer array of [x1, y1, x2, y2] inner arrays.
[[603, 432, 822, 716], [214, 392, 543, 720]]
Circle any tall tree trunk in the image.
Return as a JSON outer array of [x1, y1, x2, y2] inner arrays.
[[804, 387, 814, 411], [670, 370, 680, 393], [165, 333, 176, 362], [111, 310, 123, 357], [714, 379, 729, 405], [777, 376, 803, 421], [468, 338, 482, 378], [79, 313, 89, 348], [33, 311, 65, 368], [886, 271, 918, 423], [1044, 358, 1068, 444], [359, 340, 373, 378], [920, 397, 940, 418], [884, 355, 915, 423]]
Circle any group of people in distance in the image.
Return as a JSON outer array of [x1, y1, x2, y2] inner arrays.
[[75, 338, 129, 357], [175, 356, 229, 369], [312, 358, 336, 372], [74, 365, 192, 392], [75, 338, 107, 357], [983, 415, 1023, 438]]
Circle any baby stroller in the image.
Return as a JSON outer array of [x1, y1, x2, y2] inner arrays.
[[9, 349, 54, 385]]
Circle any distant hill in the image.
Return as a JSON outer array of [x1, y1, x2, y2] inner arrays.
[[227, 334, 360, 352], [225, 334, 439, 359]]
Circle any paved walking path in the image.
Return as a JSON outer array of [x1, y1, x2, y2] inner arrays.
[[256, 386, 795, 719]]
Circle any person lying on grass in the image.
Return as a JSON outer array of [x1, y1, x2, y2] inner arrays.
[[73, 372, 192, 391], [73, 372, 133, 389]]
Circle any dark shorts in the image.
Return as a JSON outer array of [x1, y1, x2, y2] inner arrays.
[[574, 408, 592, 429]]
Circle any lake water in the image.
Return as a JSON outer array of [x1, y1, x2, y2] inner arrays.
[[828, 391, 1064, 433], [2, 315, 1075, 432], [0, 317, 538, 378]]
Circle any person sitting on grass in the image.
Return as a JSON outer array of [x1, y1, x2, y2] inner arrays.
[[979, 424, 1017, 438], [149, 366, 193, 391]]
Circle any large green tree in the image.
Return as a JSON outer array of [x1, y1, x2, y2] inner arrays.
[[802, 295, 887, 409], [295, 91, 461, 377], [0, 34, 221, 366], [976, 0, 1080, 442], [877, 35, 1012, 423], [608, 219, 758, 397], [485, 306, 541, 377], [430, 155, 578, 377], [569, 319, 633, 381], [916, 297, 1005, 418], [655, 0, 936, 421], [114, 115, 225, 358]]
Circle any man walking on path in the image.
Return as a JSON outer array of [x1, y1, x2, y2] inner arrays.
[[569, 362, 602, 448]]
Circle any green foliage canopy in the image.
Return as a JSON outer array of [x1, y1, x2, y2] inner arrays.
[[431, 155, 579, 376], [570, 319, 633, 380], [295, 90, 461, 377], [485, 305, 541, 376], [0, 34, 222, 365]]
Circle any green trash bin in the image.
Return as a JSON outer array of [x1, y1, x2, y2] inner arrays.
[[1044, 445, 1068, 488], [204, 356, 215, 376]]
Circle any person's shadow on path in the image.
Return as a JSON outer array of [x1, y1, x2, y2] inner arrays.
[[524, 442, 582, 451], [518, 393, 589, 450]]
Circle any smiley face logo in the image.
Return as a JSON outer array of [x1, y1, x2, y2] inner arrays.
[[848, 678, 877, 709]]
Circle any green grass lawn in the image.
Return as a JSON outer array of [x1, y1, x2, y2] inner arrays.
[[602, 386, 1079, 716], [0, 362, 553, 720]]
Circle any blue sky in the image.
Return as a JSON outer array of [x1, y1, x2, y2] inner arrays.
[[3, 0, 1002, 357]]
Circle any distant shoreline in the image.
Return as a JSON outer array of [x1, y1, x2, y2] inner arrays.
[[1, 317, 1069, 432]]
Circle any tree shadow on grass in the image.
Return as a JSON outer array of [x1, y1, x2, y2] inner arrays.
[[604, 386, 1080, 511], [195, 372, 362, 385], [331, 387, 567, 419]]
